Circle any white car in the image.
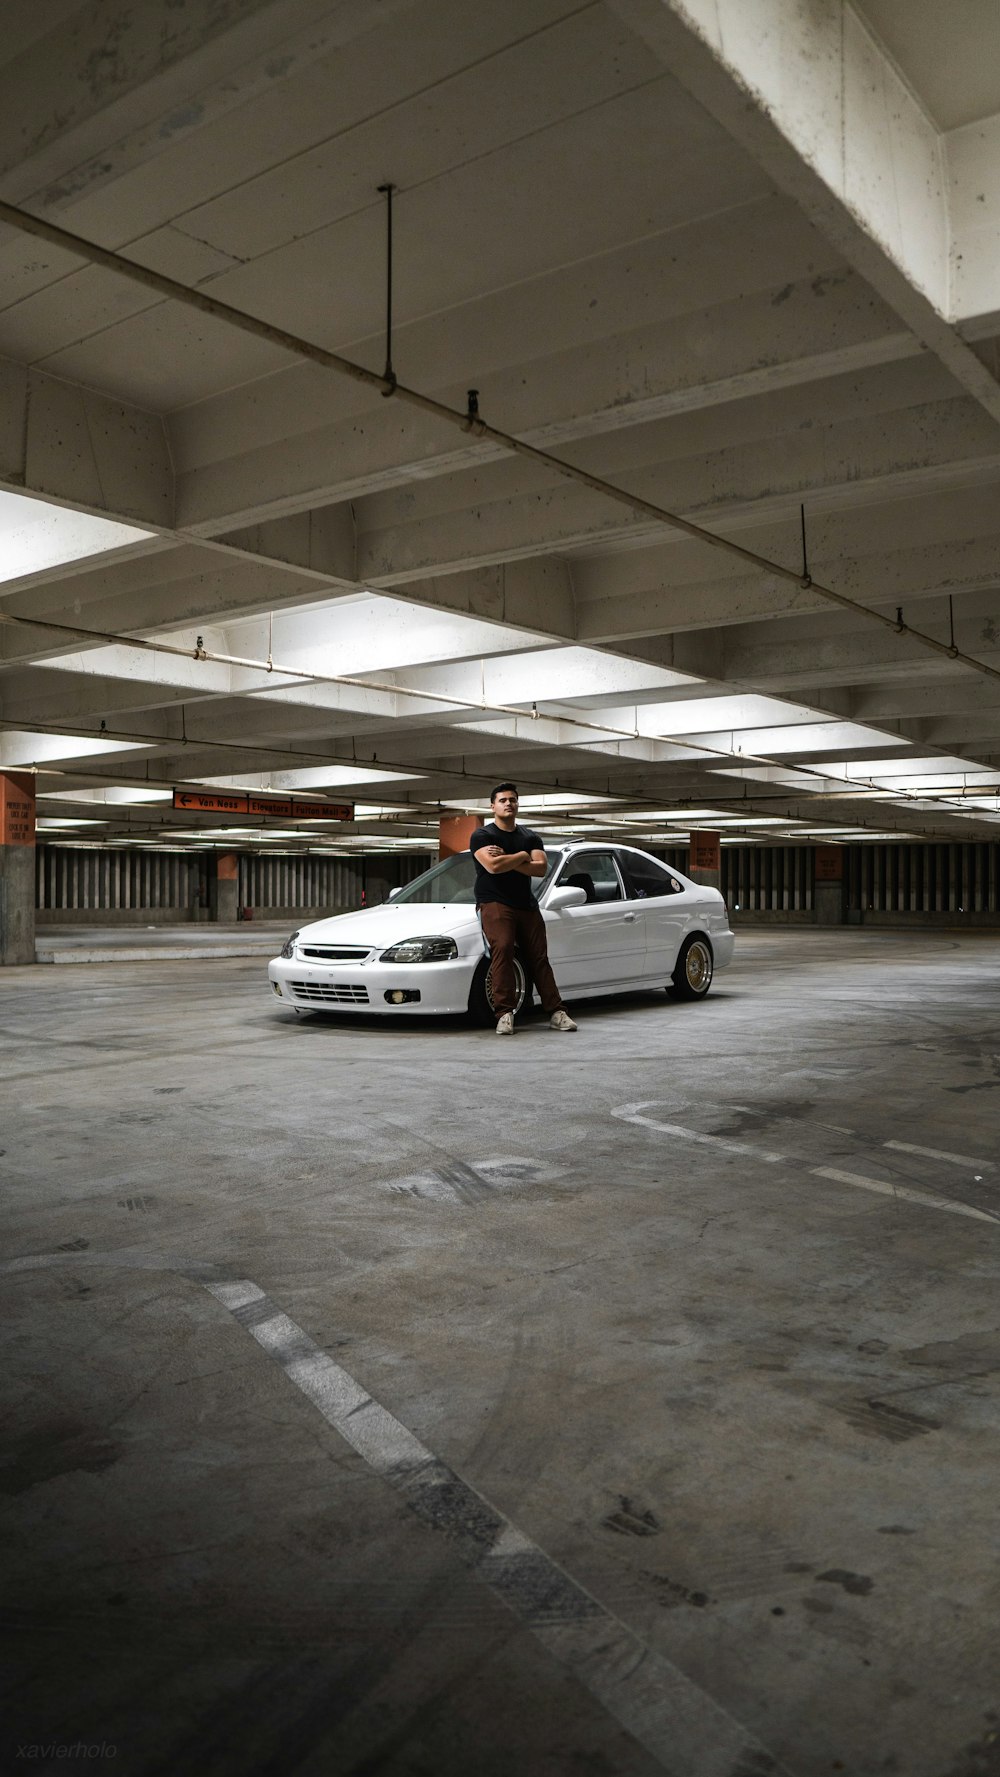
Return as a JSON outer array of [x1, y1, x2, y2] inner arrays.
[[268, 843, 734, 1022]]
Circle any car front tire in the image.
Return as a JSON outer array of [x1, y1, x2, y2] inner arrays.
[[669, 935, 714, 1000], [468, 953, 528, 1026]]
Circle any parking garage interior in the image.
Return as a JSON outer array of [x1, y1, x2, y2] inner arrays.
[[3, 4, 1000, 1774]]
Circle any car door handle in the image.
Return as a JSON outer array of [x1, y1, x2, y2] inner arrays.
[[623, 912, 637, 922]]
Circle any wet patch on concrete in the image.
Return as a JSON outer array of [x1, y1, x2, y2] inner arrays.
[[1, 1421, 120, 1495]]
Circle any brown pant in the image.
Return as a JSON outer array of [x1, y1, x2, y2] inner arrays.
[[478, 901, 566, 1017]]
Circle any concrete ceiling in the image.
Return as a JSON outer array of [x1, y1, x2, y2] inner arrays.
[[1, 0, 1000, 856], [854, 0, 1000, 131]]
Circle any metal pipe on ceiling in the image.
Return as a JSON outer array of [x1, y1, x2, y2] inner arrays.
[[0, 197, 997, 694]]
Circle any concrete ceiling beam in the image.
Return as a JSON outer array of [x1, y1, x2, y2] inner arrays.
[[608, 0, 1000, 422], [0, 356, 171, 527], [354, 394, 1000, 586]]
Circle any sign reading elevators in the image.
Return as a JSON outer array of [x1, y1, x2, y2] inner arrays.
[[172, 789, 353, 820]]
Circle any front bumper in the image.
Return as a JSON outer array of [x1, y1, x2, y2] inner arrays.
[[268, 955, 476, 1015]]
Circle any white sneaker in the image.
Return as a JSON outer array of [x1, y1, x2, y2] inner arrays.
[[549, 1009, 577, 1031], [496, 1012, 514, 1035]]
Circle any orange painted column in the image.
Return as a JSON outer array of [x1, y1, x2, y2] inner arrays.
[[213, 850, 240, 922], [814, 845, 845, 924], [0, 772, 36, 964], [439, 812, 481, 860], [688, 830, 721, 892]]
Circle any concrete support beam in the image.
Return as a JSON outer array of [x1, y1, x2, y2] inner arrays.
[[0, 359, 172, 528], [609, 0, 1000, 424], [814, 845, 845, 924], [688, 829, 721, 892], [0, 770, 35, 964], [948, 114, 1000, 328], [212, 852, 240, 924], [355, 384, 1000, 587]]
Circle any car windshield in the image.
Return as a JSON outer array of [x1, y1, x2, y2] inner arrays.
[[388, 848, 565, 904]]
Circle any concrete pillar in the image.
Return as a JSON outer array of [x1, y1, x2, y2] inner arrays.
[[439, 812, 481, 860], [688, 830, 721, 892], [814, 846, 845, 925], [212, 851, 239, 922], [0, 772, 36, 964]]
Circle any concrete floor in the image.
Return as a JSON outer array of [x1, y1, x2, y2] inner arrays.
[[2, 929, 999, 1777]]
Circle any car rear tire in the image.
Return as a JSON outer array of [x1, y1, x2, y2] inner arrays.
[[669, 935, 714, 1000], [468, 953, 528, 1026]]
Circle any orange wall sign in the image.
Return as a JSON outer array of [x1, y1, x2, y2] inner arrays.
[[690, 831, 721, 871], [439, 813, 480, 858], [815, 845, 844, 882], [173, 789, 353, 820], [0, 772, 35, 846]]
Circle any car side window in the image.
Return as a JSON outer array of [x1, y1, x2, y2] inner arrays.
[[619, 850, 684, 899], [557, 852, 624, 903]]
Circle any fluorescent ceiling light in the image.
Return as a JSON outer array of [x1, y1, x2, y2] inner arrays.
[[197, 766, 418, 791], [829, 755, 979, 779], [0, 491, 155, 585], [36, 817, 107, 828], [748, 724, 913, 756], [0, 733, 152, 767], [628, 695, 828, 735], [40, 786, 174, 805]]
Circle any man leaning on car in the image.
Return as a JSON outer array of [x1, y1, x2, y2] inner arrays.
[[471, 783, 577, 1036]]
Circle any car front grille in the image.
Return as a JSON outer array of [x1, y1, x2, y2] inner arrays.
[[289, 981, 370, 1004], [299, 945, 372, 961]]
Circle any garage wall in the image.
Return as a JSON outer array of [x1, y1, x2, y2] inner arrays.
[[35, 846, 434, 923], [35, 842, 1000, 924]]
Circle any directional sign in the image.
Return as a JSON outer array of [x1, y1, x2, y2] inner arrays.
[[173, 791, 249, 814], [173, 789, 353, 821]]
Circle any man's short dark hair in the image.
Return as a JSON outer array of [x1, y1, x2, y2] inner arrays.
[[490, 782, 518, 803]]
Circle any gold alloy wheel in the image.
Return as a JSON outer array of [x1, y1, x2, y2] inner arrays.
[[683, 939, 712, 993]]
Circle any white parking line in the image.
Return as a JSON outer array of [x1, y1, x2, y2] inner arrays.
[[812, 1168, 997, 1225], [206, 1278, 791, 1777], [612, 1104, 998, 1228], [613, 1105, 786, 1164], [883, 1139, 993, 1170]]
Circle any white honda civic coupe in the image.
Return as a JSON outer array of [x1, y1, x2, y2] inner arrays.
[[268, 843, 734, 1022]]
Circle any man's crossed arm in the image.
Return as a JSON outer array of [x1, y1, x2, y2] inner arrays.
[[475, 844, 548, 879]]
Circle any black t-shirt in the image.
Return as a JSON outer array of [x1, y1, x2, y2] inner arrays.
[[470, 821, 545, 910]]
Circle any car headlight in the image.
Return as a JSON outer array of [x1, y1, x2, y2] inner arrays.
[[379, 935, 458, 963], [280, 930, 300, 959]]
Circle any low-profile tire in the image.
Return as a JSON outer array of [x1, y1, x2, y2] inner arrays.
[[669, 934, 714, 1001], [468, 953, 528, 1026]]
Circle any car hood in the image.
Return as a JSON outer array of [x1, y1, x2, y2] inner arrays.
[[290, 903, 482, 946]]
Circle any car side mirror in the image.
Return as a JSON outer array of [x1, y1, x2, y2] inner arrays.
[[387, 885, 403, 900], [547, 885, 587, 909]]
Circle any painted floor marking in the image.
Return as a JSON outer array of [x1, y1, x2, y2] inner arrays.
[[613, 1106, 786, 1164], [613, 1103, 998, 1228], [205, 1278, 790, 1777], [812, 1168, 997, 1225], [883, 1139, 993, 1170]]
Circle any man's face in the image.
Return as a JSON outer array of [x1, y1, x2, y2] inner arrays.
[[492, 789, 518, 826]]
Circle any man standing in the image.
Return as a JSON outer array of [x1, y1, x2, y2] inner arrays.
[[471, 783, 577, 1036]]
